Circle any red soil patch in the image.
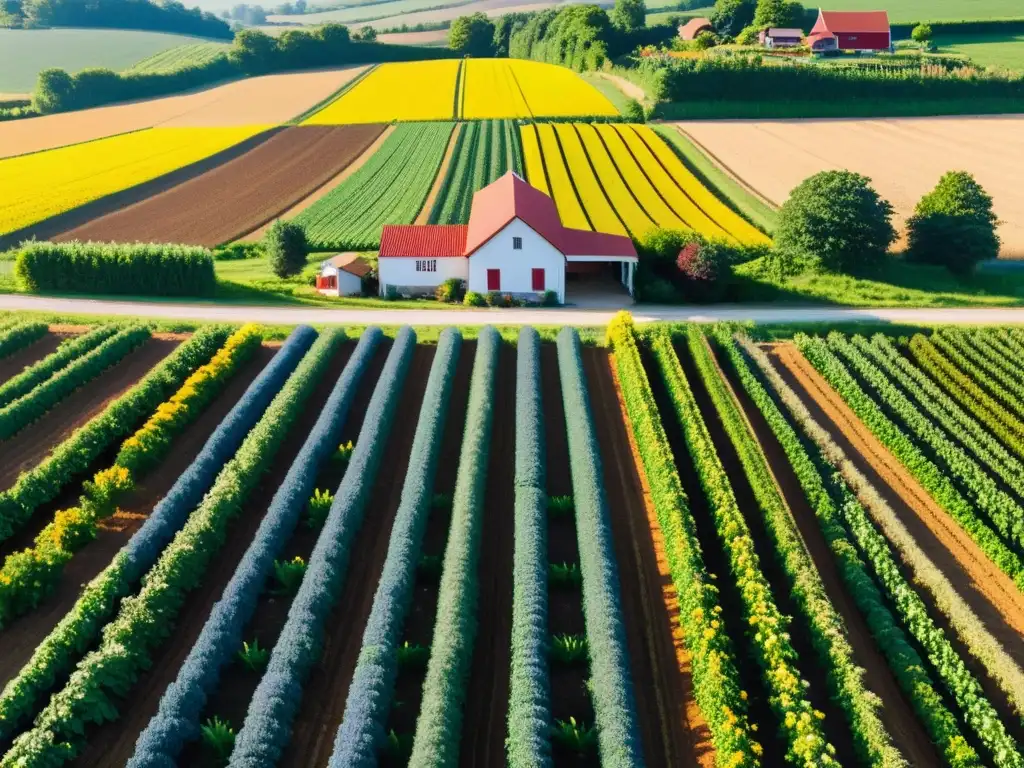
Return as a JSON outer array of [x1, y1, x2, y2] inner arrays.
[[279, 344, 435, 768], [55, 124, 385, 247], [0, 337, 180, 492], [0, 331, 77, 386], [584, 346, 713, 768]]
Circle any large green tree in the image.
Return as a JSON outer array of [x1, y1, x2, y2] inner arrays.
[[751, 0, 804, 29], [907, 171, 1000, 274], [711, 0, 755, 37], [610, 0, 645, 34], [229, 29, 280, 75], [449, 12, 495, 56]]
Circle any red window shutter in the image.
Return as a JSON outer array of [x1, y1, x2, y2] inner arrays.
[[532, 268, 545, 291], [487, 269, 500, 291]]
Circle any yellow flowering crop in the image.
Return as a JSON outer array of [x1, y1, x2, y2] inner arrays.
[[508, 60, 617, 118], [305, 60, 459, 124], [572, 122, 654, 238], [0, 126, 265, 237], [520, 124, 550, 198], [461, 59, 530, 119], [553, 124, 626, 236], [534, 124, 590, 231]]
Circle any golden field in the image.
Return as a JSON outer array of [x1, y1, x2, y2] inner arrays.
[[508, 60, 618, 119], [0, 126, 265, 236]]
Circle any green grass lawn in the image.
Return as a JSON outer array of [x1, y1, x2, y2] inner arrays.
[[816, 0, 1024, 23], [580, 72, 635, 115], [127, 42, 231, 74], [0, 28, 228, 93], [645, 7, 713, 26], [936, 33, 1024, 71]]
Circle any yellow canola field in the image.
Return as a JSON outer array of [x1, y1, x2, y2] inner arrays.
[[305, 60, 459, 124], [520, 124, 550, 197], [461, 60, 530, 119], [534, 124, 590, 231], [553, 124, 626, 236], [573, 123, 654, 238], [511, 60, 618, 118], [0, 126, 264, 237]]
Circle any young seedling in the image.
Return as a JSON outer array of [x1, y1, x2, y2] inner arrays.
[[552, 717, 597, 757], [332, 440, 355, 471], [306, 488, 333, 530], [272, 556, 307, 596], [237, 639, 270, 674], [550, 633, 588, 666], [200, 716, 236, 764], [547, 495, 574, 518], [396, 641, 431, 670], [549, 561, 582, 588]]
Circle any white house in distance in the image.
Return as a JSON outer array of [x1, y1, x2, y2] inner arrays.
[[315, 252, 372, 296], [376, 171, 638, 304]]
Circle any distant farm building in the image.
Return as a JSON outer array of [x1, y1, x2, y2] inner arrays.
[[809, 9, 891, 52], [376, 171, 637, 303], [678, 17, 713, 41], [759, 27, 804, 48], [316, 253, 371, 296]]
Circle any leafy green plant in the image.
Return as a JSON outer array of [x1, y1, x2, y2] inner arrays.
[[306, 488, 334, 530], [384, 729, 414, 763], [332, 440, 355, 471], [548, 561, 581, 588], [550, 633, 588, 666], [552, 717, 597, 756], [237, 639, 269, 674], [397, 641, 431, 670], [200, 716, 236, 763], [546, 495, 574, 518], [272, 556, 307, 596]]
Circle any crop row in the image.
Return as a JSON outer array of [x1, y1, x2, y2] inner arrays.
[[296, 122, 454, 250], [954, 328, 1024, 387], [0, 326, 313, 744], [431, 120, 519, 225], [329, 328, 462, 767], [2, 328, 340, 766], [691, 327, 900, 767], [648, 327, 835, 766], [605, 314, 759, 764], [130, 328, 382, 766], [0, 321, 47, 359], [507, 327, 553, 768], [934, 329, 1024, 422], [723, 333, 982, 768], [0, 324, 120, 409], [229, 328, 416, 767], [0, 324, 260, 628], [407, 327, 499, 767], [556, 326, 643, 768], [556, 122, 628, 236], [530, 124, 591, 231]]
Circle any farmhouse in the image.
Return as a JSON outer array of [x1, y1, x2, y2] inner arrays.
[[316, 253, 371, 296], [808, 9, 891, 52], [377, 171, 637, 304], [759, 27, 804, 48], [678, 17, 713, 41]]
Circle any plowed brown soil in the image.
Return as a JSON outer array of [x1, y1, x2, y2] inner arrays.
[[458, 343, 516, 768], [769, 342, 1024, 660], [280, 344, 435, 768], [0, 345, 275, 696], [56, 125, 385, 247], [584, 346, 712, 768], [713, 340, 940, 766], [0, 331, 77, 385], [0, 336, 180, 491], [415, 123, 464, 225], [71, 341, 356, 767]]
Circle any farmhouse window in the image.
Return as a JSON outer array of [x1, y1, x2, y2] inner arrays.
[[512, 236, 523, 250], [532, 268, 545, 291], [487, 269, 501, 291], [415, 259, 437, 273]]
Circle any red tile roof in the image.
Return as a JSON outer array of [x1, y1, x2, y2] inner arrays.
[[327, 252, 373, 277], [379, 224, 468, 258], [678, 17, 712, 40], [559, 228, 637, 258], [815, 10, 890, 34]]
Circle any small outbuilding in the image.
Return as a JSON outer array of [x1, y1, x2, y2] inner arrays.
[[316, 253, 371, 296], [678, 17, 713, 41], [759, 27, 804, 48], [809, 9, 891, 52]]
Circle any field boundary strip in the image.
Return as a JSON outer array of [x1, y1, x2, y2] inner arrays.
[[671, 126, 780, 214], [454, 59, 465, 121], [290, 64, 377, 125]]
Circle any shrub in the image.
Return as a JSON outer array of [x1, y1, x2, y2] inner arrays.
[[911, 22, 932, 43], [435, 277, 466, 303], [238, 640, 270, 674], [906, 171, 1000, 274], [15, 241, 216, 296], [485, 290, 503, 307], [622, 98, 645, 122], [775, 171, 896, 274], [675, 239, 731, 301], [272, 556, 307, 595], [463, 291, 486, 307], [264, 220, 308, 278], [541, 289, 560, 307], [201, 717, 236, 763], [214, 242, 264, 261]]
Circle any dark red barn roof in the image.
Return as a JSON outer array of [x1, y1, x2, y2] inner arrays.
[[814, 10, 890, 34], [379, 224, 468, 258]]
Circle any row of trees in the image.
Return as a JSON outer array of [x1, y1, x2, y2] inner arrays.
[[0, 0, 232, 39]]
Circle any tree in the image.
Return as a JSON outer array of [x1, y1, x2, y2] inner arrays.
[[448, 12, 495, 56], [229, 28, 279, 74], [610, 0, 645, 34], [623, 97, 645, 121], [911, 22, 932, 43], [264, 220, 308, 278], [693, 29, 717, 49], [775, 170, 896, 273], [352, 25, 376, 41], [751, 0, 803, 29], [32, 67, 75, 113], [906, 171, 999, 274], [711, 0, 755, 37]]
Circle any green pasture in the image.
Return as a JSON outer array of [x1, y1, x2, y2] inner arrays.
[[936, 33, 1024, 71], [127, 42, 231, 74], [816, 0, 1024, 23]]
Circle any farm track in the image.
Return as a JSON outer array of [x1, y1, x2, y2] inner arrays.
[[0, 336, 181, 492], [540, 344, 572, 497], [713, 341, 941, 766], [70, 341, 357, 767], [0, 345, 275, 698], [0, 331, 76, 385], [458, 343, 515, 768], [280, 344, 435, 768], [55, 125, 385, 247], [583, 346, 712, 768]]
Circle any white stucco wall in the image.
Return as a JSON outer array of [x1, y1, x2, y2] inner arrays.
[[318, 264, 364, 297], [378, 257, 468, 296], [468, 219, 565, 302]]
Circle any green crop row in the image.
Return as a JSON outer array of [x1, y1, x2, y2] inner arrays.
[[0, 321, 47, 359], [1, 330, 341, 767], [962, 329, 1024, 385], [431, 120, 517, 225], [605, 314, 759, 766], [691, 327, 901, 768], [408, 327, 499, 767], [935, 329, 1024, 423], [648, 327, 836, 767], [724, 333, 983, 768], [297, 122, 454, 251], [428, 122, 474, 225]]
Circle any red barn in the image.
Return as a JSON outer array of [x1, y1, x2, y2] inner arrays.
[[809, 9, 891, 52]]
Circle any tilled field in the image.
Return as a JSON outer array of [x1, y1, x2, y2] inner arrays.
[[54, 124, 385, 247]]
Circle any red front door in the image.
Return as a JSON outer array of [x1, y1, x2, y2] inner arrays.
[[532, 268, 545, 291], [487, 269, 500, 291]]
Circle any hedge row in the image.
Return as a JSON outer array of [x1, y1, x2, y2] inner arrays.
[[506, 327, 553, 768], [0, 325, 151, 441], [129, 328, 381, 767], [329, 328, 462, 767], [936, 329, 1024, 422], [2, 329, 340, 766], [0, 325, 261, 629], [691, 327, 901, 768], [0, 326, 313, 743], [407, 327, 499, 768], [0, 322, 47, 359], [605, 314, 759, 765], [229, 327, 416, 767], [0, 324, 120, 409], [555, 326, 643, 768], [15, 241, 216, 297], [796, 334, 1024, 590], [649, 327, 835, 766], [729, 334, 987, 768]]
